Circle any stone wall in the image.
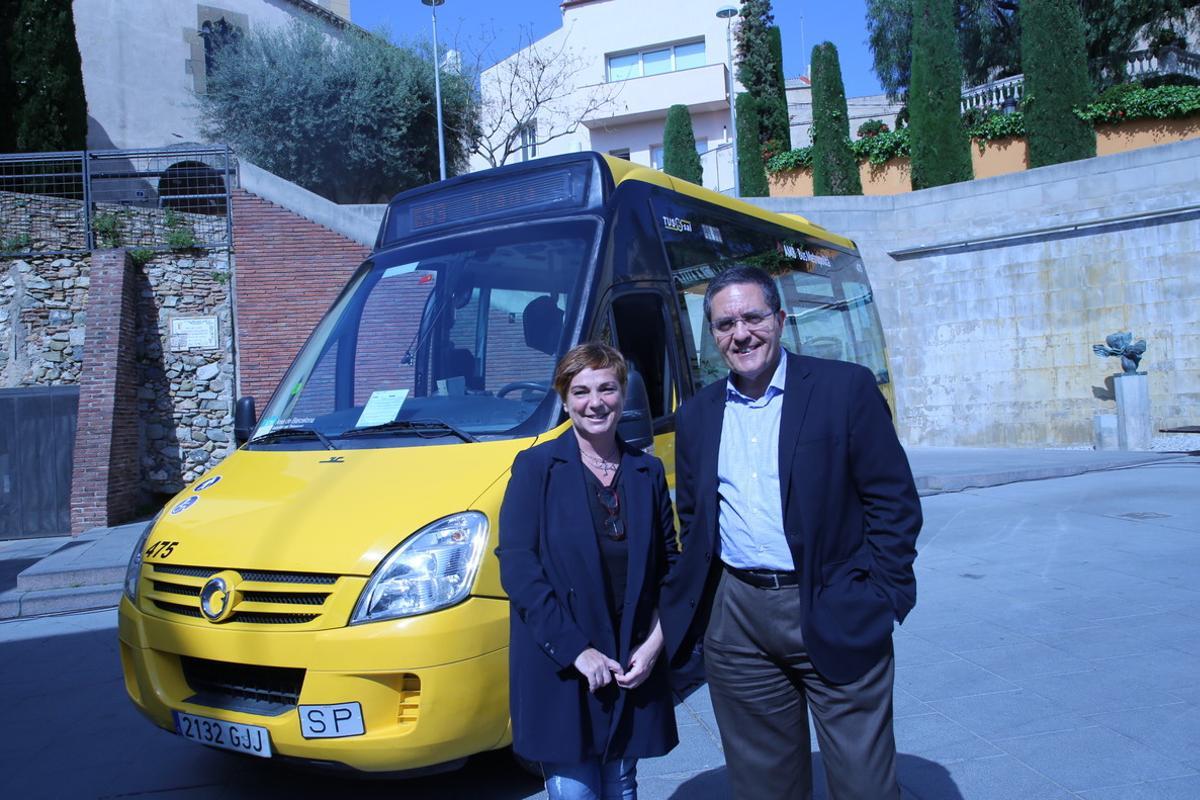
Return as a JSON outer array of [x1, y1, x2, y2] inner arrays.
[[136, 250, 235, 494], [1, 190, 227, 254], [1, 240, 234, 505], [1, 255, 90, 387], [754, 138, 1200, 447]]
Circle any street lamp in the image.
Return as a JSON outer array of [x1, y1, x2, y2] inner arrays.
[[716, 6, 739, 197], [422, 0, 447, 181]]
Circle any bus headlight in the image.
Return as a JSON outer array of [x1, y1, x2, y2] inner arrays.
[[351, 512, 489, 624], [123, 514, 160, 602]]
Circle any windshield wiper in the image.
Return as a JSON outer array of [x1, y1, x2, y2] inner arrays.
[[249, 426, 338, 450], [338, 418, 478, 444]]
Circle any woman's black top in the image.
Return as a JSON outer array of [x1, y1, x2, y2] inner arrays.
[[582, 460, 629, 629]]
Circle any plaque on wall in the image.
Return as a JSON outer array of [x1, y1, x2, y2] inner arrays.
[[169, 316, 220, 351]]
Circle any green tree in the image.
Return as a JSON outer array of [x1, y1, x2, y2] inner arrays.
[[736, 93, 769, 196], [735, 1, 790, 150], [908, 0, 973, 189], [6, 0, 87, 152], [866, 0, 1200, 99], [0, 0, 17, 152], [662, 104, 703, 185], [200, 21, 476, 202], [1021, 0, 1095, 166], [809, 42, 862, 196]]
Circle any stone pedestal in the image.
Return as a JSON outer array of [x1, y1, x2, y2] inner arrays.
[[1114, 372, 1152, 451], [1093, 413, 1119, 450]]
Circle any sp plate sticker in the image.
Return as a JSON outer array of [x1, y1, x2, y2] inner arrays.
[[194, 475, 221, 492], [171, 496, 200, 516]]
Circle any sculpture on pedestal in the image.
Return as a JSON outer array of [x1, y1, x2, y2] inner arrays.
[[1092, 332, 1147, 374]]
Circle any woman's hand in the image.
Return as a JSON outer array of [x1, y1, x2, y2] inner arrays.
[[574, 647, 624, 693], [617, 617, 664, 690]]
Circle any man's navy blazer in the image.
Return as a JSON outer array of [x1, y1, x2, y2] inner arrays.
[[497, 430, 679, 763], [660, 351, 922, 685]]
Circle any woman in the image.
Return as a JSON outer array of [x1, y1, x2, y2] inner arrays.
[[498, 343, 678, 800]]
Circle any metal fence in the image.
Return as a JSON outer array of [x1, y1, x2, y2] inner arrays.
[[0, 145, 234, 258]]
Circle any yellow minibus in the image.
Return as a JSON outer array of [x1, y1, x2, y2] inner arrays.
[[118, 152, 892, 773]]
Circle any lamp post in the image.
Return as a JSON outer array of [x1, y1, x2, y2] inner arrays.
[[422, 0, 447, 181], [716, 6, 739, 197]]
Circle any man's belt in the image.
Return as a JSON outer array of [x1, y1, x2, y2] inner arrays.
[[723, 562, 800, 589]]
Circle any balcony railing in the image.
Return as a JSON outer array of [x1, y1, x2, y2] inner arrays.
[[961, 74, 1024, 114], [960, 47, 1200, 114]]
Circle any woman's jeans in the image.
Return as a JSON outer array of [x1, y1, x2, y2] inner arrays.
[[542, 757, 638, 800]]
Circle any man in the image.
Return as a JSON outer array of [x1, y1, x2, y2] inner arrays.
[[661, 265, 922, 799]]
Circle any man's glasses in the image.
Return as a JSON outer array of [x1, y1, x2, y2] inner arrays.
[[595, 484, 625, 541], [710, 310, 775, 336]]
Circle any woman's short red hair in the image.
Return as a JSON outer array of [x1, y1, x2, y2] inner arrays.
[[552, 342, 628, 401]]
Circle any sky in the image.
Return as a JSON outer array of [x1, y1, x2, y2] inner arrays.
[[350, 0, 886, 98]]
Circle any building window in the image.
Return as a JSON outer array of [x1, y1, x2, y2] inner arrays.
[[650, 138, 708, 170], [519, 120, 538, 161], [200, 17, 243, 79], [606, 39, 706, 82]]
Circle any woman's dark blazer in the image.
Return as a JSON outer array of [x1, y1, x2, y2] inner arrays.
[[497, 429, 679, 764]]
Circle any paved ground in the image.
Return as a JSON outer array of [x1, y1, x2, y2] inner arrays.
[[1, 455, 1198, 798]]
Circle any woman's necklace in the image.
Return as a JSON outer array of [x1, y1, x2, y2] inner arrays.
[[581, 446, 620, 478]]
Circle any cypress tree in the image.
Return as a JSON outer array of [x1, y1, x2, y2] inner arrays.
[[736, 93, 769, 197], [662, 104, 703, 185], [809, 42, 861, 197], [8, 0, 87, 152], [764, 26, 792, 151], [0, 0, 19, 152], [908, 0, 972, 189], [1021, 0, 1095, 167]]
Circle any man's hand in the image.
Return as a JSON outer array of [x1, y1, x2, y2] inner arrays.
[[574, 647, 624, 693], [617, 618, 664, 690]]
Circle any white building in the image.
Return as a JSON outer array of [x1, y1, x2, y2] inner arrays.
[[470, 0, 744, 193], [72, 0, 352, 151]]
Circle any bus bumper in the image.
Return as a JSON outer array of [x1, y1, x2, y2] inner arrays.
[[117, 596, 512, 773]]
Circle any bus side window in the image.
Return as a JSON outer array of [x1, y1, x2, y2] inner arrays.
[[608, 293, 677, 426]]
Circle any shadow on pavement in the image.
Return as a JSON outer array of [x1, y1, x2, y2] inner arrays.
[[670, 753, 963, 800], [0, 626, 542, 799]]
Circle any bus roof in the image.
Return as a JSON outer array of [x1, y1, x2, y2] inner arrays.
[[376, 152, 855, 252], [598, 154, 855, 251]]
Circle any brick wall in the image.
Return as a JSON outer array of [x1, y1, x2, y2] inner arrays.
[[69, 249, 141, 533], [231, 189, 371, 405]]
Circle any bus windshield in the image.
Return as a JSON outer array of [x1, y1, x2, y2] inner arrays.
[[252, 219, 597, 447]]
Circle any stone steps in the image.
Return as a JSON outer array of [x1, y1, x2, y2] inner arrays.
[[0, 520, 147, 619]]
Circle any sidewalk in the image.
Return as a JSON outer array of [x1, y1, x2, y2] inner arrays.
[[0, 447, 1187, 619]]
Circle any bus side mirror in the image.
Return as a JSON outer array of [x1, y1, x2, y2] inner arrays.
[[234, 396, 256, 445], [619, 369, 654, 451]]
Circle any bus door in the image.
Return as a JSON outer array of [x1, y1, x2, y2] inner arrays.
[[592, 286, 685, 480]]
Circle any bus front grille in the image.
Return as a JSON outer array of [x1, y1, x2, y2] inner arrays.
[[181, 656, 305, 716], [144, 564, 343, 627]]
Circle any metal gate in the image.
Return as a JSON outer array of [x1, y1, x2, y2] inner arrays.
[[0, 386, 78, 539]]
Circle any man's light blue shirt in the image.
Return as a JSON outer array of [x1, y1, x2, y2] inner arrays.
[[717, 353, 795, 571]]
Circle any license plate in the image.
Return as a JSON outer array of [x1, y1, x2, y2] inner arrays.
[[174, 711, 272, 758], [298, 702, 365, 739]]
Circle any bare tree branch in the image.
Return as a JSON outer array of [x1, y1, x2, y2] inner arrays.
[[465, 26, 622, 168]]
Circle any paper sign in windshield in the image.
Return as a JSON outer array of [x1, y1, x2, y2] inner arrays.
[[356, 389, 409, 428], [382, 263, 419, 279]]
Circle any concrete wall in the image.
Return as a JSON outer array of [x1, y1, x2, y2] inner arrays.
[[754, 139, 1200, 447]]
